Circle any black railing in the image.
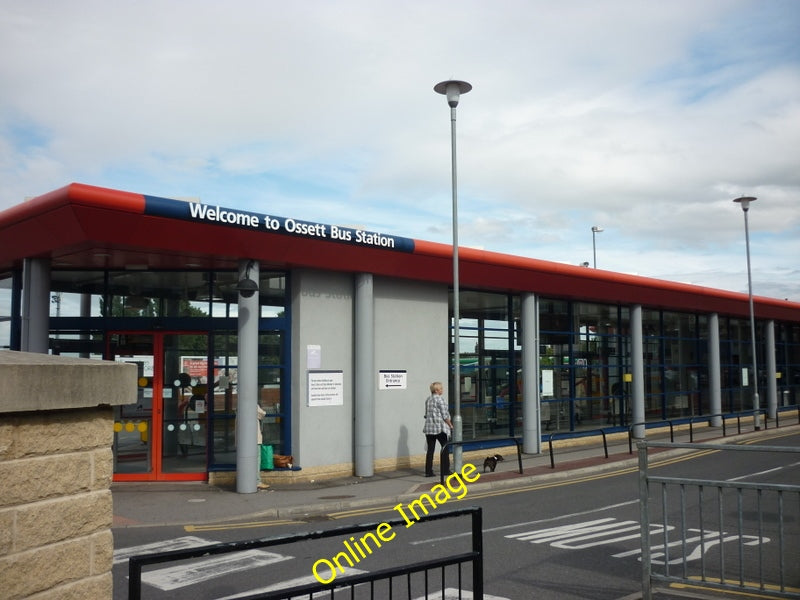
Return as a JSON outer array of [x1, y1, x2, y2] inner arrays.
[[128, 506, 483, 600], [777, 404, 800, 427], [627, 408, 771, 453], [546, 428, 609, 469], [440, 437, 523, 484]]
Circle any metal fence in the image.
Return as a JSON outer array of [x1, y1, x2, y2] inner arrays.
[[128, 506, 483, 600], [637, 440, 800, 599]]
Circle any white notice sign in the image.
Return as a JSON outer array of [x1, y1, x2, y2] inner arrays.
[[379, 370, 407, 390], [307, 371, 344, 406]]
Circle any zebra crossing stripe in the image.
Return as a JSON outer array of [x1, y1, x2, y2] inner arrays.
[[113, 535, 214, 565], [216, 569, 367, 600]]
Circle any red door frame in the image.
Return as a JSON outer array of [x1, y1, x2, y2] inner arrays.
[[110, 331, 207, 482]]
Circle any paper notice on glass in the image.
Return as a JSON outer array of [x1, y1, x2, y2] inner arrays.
[[542, 369, 554, 397], [307, 345, 321, 369]]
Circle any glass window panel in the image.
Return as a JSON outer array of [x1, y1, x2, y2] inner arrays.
[[106, 271, 213, 317], [49, 271, 105, 317]]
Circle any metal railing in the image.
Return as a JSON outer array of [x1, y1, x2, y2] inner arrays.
[[440, 437, 523, 484], [547, 428, 609, 469], [777, 404, 800, 427], [128, 506, 483, 600], [637, 440, 800, 599], [628, 408, 771, 453]]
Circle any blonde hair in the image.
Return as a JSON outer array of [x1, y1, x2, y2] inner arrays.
[[430, 381, 443, 394]]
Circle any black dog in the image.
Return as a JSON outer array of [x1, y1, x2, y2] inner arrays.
[[483, 454, 504, 472]]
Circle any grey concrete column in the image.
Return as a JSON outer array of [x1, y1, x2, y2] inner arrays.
[[521, 292, 541, 454], [631, 305, 645, 439], [766, 320, 777, 420], [709, 313, 722, 427], [236, 260, 259, 493], [354, 273, 375, 477], [21, 258, 50, 353], [79, 293, 92, 358]]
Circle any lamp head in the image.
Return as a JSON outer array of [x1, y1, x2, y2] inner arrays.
[[434, 80, 472, 107], [733, 196, 757, 212], [592, 226, 604, 233]]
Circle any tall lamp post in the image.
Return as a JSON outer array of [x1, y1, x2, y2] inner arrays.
[[434, 79, 471, 472], [591, 226, 603, 268], [733, 196, 760, 430]]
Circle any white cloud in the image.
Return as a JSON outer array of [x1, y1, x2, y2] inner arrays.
[[1, 0, 799, 300]]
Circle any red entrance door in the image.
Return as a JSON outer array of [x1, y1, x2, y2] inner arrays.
[[110, 332, 208, 482]]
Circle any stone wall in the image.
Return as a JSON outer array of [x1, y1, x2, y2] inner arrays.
[[0, 351, 135, 600]]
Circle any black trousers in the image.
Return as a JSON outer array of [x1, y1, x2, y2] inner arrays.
[[425, 432, 450, 476]]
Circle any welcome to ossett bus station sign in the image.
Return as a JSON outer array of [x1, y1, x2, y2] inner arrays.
[[144, 194, 415, 253]]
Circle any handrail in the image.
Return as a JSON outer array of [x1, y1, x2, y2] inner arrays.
[[628, 420, 676, 453], [440, 437, 523, 485], [546, 428, 608, 469], [628, 408, 770, 453], [776, 403, 800, 427]]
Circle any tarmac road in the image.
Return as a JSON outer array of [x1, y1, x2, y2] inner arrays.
[[112, 424, 800, 599]]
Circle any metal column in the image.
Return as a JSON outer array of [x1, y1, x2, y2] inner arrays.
[[631, 305, 645, 439], [354, 273, 375, 477], [521, 292, 541, 454], [236, 260, 259, 493], [709, 313, 722, 426], [21, 258, 50, 353], [766, 320, 777, 420]]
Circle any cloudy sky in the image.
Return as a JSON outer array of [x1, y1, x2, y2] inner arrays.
[[2, 1, 799, 301]]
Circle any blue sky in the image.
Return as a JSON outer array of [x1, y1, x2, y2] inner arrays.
[[1, 0, 799, 300]]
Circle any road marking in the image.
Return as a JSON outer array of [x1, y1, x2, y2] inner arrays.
[[505, 517, 771, 565], [333, 456, 731, 521], [614, 529, 766, 564], [506, 518, 668, 550], [672, 576, 800, 598], [412, 589, 509, 600], [216, 569, 367, 599], [185, 518, 303, 532], [330, 470, 644, 521], [410, 499, 640, 546], [506, 518, 671, 550], [141, 549, 292, 590], [726, 460, 800, 482], [113, 535, 214, 564]]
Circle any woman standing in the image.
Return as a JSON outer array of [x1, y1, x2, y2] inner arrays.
[[423, 381, 453, 477]]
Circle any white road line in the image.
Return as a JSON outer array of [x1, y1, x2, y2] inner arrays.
[[410, 499, 639, 545], [508, 519, 671, 550], [141, 549, 292, 591], [113, 535, 215, 564], [726, 460, 800, 482], [412, 589, 509, 600], [217, 569, 367, 600]]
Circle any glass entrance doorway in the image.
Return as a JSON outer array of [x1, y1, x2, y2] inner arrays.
[[110, 332, 208, 481]]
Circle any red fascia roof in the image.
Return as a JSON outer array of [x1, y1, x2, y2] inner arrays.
[[0, 183, 798, 323]]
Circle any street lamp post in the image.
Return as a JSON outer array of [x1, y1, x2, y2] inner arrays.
[[733, 196, 760, 430], [434, 79, 471, 472], [591, 226, 603, 268]]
